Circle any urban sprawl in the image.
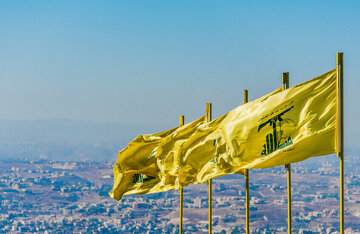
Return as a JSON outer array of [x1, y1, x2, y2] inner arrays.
[[1, 155, 360, 233]]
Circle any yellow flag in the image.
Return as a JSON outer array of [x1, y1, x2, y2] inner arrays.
[[113, 126, 179, 177], [109, 116, 206, 200], [157, 69, 337, 187], [155, 87, 283, 187], [219, 69, 336, 171], [109, 127, 177, 200], [109, 171, 175, 200]]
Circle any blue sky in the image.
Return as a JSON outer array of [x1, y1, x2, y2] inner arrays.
[[0, 1, 359, 147]]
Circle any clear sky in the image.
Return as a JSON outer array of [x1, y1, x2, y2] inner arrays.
[[0, 1, 359, 147]]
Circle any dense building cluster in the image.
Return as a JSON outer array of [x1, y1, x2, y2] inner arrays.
[[0, 156, 359, 233]]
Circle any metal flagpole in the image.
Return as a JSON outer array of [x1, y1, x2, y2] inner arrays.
[[206, 103, 212, 234], [286, 163, 291, 234], [282, 72, 292, 234], [243, 90, 250, 234], [336, 52, 344, 234], [179, 115, 184, 234]]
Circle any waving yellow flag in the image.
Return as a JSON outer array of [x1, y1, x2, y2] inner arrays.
[[109, 116, 206, 200], [113, 126, 178, 177], [218, 69, 336, 171], [109, 172, 175, 201], [156, 69, 337, 187], [109, 126, 177, 200]]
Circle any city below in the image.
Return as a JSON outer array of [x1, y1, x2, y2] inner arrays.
[[1, 154, 359, 233]]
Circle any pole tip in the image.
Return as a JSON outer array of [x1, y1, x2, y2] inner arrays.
[[206, 103, 212, 112], [337, 52, 343, 65], [282, 72, 289, 89], [243, 89, 248, 103], [179, 115, 185, 126]]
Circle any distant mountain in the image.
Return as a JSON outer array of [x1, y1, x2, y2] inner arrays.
[[0, 119, 172, 161]]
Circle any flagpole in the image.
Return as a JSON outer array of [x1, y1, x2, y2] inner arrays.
[[337, 52, 344, 234], [206, 103, 212, 234], [282, 72, 292, 234], [179, 115, 185, 234], [243, 90, 250, 234]]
